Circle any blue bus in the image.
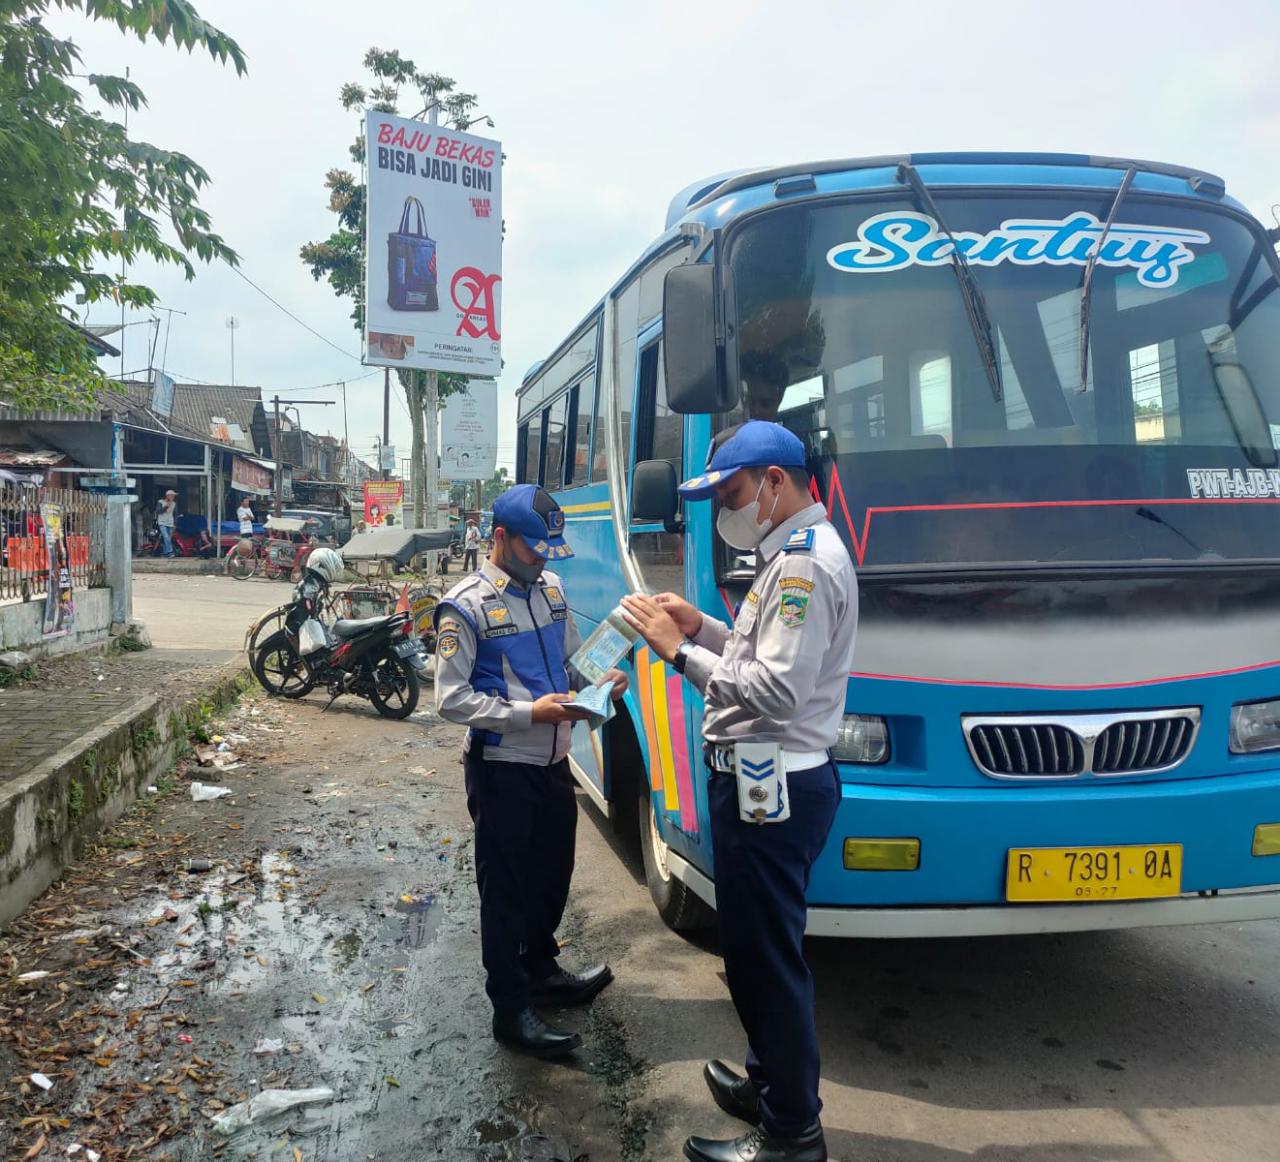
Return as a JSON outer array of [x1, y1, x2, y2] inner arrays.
[[515, 152, 1280, 937]]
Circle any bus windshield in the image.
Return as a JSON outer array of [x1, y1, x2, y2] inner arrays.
[[723, 193, 1280, 573]]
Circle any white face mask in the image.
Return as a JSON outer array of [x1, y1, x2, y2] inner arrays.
[[716, 475, 779, 551]]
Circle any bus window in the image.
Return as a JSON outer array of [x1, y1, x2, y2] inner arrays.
[[521, 411, 543, 485], [543, 394, 569, 489], [630, 338, 686, 596], [565, 382, 591, 487], [590, 376, 607, 481]]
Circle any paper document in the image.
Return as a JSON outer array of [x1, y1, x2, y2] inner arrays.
[[569, 681, 616, 730]]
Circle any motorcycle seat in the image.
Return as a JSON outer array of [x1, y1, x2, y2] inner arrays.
[[332, 615, 395, 638]]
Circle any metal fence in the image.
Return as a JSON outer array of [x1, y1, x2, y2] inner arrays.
[[0, 484, 108, 602]]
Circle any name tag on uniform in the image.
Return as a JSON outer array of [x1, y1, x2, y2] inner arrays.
[[542, 585, 568, 621], [734, 741, 790, 824], [480, 600, 518, 637]]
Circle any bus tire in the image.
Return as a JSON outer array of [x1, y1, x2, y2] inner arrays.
[[639, 777, 715, 932]]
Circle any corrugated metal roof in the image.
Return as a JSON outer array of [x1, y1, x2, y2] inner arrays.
[[168, 385, 264, 451]]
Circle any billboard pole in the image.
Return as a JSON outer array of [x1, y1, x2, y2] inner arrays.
[[382, 367, 391, 480]]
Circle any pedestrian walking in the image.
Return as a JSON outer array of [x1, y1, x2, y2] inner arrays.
[[433, 484, 628, 1058], [156, 490, 177, 558], [236, 496, 255, 537], [622, 421, 858, 1162], [463, 518, 481, 571]]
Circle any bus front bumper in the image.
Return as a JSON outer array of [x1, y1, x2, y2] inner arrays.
[[666, 850, 1280, 937]]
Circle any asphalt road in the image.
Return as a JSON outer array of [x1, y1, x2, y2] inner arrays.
[[120, 572, 1280, 1161]]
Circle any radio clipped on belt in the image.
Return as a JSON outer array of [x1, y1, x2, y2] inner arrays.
[[734, 741, 790, 825]]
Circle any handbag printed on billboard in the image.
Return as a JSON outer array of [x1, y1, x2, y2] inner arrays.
[[387, 196, 439, 312]]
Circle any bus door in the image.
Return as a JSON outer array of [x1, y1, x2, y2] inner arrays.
[[627, 330, 705, 845]]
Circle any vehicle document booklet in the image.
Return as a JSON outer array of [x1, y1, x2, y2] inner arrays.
[[568, 681, 615, 730]]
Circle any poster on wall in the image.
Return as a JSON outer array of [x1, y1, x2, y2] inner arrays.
[[39, 503, 74, 638], [363, 110, 502, 377], [440, 379, 498, 480], [363, 480, 404, 527]]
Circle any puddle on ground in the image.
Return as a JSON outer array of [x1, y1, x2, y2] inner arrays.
[[384, 890, 442, 949]]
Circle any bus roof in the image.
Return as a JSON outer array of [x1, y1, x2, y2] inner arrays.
[[666, 151, 1229, 229]]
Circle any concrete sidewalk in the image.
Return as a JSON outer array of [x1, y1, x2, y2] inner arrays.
[[0, 644, 251, 928]]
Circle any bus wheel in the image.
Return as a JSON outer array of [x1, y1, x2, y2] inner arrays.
[[639, 781, 714, 932]]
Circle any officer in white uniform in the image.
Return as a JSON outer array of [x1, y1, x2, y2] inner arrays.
[[434, 484, 626, 1059], [623, 421, 858, 1162]]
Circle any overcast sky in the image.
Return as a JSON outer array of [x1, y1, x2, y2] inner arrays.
[[57, 0, 1280, 476]]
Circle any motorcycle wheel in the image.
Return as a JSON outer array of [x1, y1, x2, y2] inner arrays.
[[367, 651, 419, 719], [252, 630, 315, 698]]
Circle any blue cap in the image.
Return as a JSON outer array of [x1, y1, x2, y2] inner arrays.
[[492, 483, 574, 560], [678, 421, 806, 500]]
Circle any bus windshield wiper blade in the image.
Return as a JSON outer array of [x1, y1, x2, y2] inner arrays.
[[896, 163, 1003, 402], [1078, 167, 1137, 392]]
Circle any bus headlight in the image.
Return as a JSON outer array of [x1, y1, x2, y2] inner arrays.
[[1230, 699, 1280, 754], [832, 714, 890, 764]]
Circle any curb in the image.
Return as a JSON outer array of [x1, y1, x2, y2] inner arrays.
[[0, 662, 252, 930]]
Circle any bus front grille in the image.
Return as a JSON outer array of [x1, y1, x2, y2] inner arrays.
[[963, 709, 1201, 779]]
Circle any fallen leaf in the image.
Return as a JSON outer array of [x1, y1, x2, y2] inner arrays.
[[23, 1133, 46, 1159], [311, 993, 327, 1005], [385, 1075, 400, 1087]]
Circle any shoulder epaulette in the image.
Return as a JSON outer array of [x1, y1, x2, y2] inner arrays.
[[783, 528, 815, 553]]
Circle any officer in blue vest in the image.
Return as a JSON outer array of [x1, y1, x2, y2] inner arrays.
[[434, 484, 627, 1058]]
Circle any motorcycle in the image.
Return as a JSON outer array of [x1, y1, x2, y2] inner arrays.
[[251, 571, 428, 719]]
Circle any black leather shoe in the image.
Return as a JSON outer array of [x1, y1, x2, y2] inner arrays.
[[683, 1124, 826, 1162], [491, 1007, 582, 1058], [704, 1059, 761, 1125], [528, 963, 614, 1007]]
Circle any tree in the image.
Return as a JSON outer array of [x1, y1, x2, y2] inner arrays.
[[300, 48, 483, 524], [0, 1, 245, 413], [450, 465, 511, 512]]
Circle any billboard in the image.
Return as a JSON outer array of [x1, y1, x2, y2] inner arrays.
[[440, 379, 498, 480], [363, 480, 404, 527], [364, 111, 502, 377]]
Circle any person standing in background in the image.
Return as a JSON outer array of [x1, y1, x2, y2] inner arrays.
[[157, 490, 177, 558]]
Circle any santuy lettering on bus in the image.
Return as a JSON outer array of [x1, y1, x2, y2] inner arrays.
[[827, 211, 1211, 288], [364, 111, 503, 376]]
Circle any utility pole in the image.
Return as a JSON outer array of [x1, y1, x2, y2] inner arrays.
[[382, 368, 391, 480], [226, 316, 240, 385], [271, 396, 335, 518]]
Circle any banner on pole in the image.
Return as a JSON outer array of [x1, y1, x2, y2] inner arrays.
[[39, 503, 74, 638], [440, 379, 498, 480], [363, 111, 502, 377], [363, 480, 404, 527]]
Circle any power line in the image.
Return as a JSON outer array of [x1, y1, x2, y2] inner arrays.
[[226, 263, 362, 363]]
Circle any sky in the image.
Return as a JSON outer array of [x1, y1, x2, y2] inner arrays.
[[55, 0, 1280, 476]]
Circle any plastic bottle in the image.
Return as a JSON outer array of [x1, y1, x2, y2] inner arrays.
[[569, 605, 641, 684]]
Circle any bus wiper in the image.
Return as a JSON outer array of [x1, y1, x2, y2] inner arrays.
[[896, 163, 1003, 402], [1078, 167, 1137, 393], [1135, 505, 1219, 559]]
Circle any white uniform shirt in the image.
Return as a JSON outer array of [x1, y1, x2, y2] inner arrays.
[[683, 503, 858, 751]]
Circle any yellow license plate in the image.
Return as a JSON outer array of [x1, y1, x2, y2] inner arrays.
[[1006, 844, 1182, 902]]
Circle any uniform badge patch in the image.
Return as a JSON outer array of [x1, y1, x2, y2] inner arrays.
[[543, 586, 566, 608], [745, 590, 760, 604], [783, 528, 815, 553], [778, 575, 814, 593], [481, 600, 518, 637], [779, 592, 810, 627], [438, 632, 460, 659]]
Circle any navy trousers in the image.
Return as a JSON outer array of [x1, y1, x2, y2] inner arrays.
[[709, 760, 841, 1137], [464, 751, 577, 1015]]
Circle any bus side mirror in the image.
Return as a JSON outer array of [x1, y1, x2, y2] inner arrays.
[[632, 460, 684, 534], [1212, 359, 1278, 468], [663, 263, 740, 414]]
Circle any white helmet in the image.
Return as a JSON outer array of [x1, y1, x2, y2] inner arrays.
[[307, 547, 344, 584]]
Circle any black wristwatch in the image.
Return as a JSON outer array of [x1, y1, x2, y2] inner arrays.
[[672, 639, 695, 675]]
